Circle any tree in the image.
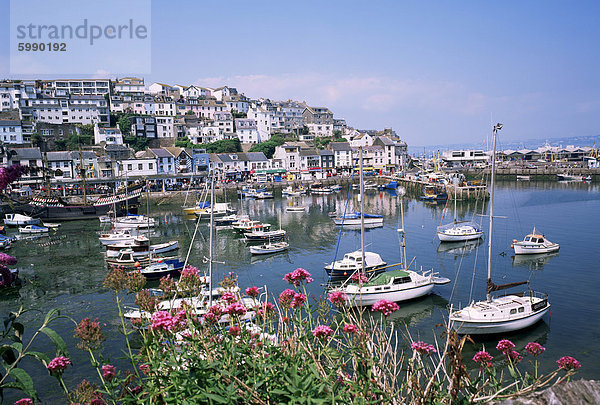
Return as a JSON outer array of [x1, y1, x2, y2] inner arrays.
[[248, 134, 286, 159], [185, 110, 195, 115], [124, 135, 149, 152], [118, 116, 131, 137], [175, 136, 193, 148], [77, 124, 94, 136], [30, 132, 43, 148], [301, 125, 310, 135]]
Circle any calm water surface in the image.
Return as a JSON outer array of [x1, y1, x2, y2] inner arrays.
[[1, 180, 599, 402]]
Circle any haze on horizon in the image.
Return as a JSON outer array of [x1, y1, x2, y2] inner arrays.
[[1, 0, 598, 147]]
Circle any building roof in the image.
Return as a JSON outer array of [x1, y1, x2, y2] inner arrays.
[[318, 150, 334, 156], [150, 148, 173, 158], [46, 151, 71, 161], [9, 147, 42, 160], [240, 152, 268, 161], [374, 136, 395, 146], [0, 120, 20, 126], [163, 147, 190, 158], [300, 148, 319, 157], [330, 142, 351, 151]]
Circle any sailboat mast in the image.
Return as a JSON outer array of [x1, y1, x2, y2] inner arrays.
[[359, 147, 365, 273], [208, 170, 215, 307], [486, 123, 501, 302], [400, 196, 407, 271]]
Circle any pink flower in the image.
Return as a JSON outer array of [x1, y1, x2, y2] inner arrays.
[[279, 289, 296, 308], [290, 293, 307, 309], [228, 325, 241, 336], [496, 339, 515, 353], [411, 341, 437, 355], [343, 324, 358, 334], [507, 350, 522, 363], [102, 364, 116, 381], [150, 311, 176, 331], [281, 316, 290, 323], [371, 299, 399, 316], [557, 356, 581, 371], [226, 302, 247, 316], [245, 286, 260, 298], [283, 268, 314, 286], [221, 292, 237, 303], [472, 351, 493, 365], [328, 291, 347, 307], [350, 272, 368, 283], [525, 342, 546, 357], [139, 364, 150, 375], [14, 399, 33, 405], [0, 253, 17, 266], [312, 325, 334, 340], [47, 356, 72, 374]]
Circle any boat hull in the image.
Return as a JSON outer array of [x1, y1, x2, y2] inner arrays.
[[437, 231, 484, 242], [346, 283, 434, 307], [17, 196, 140, 221], [451, 306, 549, 335], [513, 244, 559, 255]]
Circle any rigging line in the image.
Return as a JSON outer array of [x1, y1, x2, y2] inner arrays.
[[327, 171, 355, 287], [468, 240, 480, 304]]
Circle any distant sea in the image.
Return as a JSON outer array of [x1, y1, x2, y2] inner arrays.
[[410, 134, 600, 157]]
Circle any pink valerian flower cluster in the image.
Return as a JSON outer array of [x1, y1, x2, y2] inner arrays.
[[290, 292, 307, 309], [204, 304, 225, 324], [139, 364, 150, 375], [220, 291, 238, 303], [371, 299, 399, 316], [343, 324, 358, 334], [525, 342, 546, 357], [507, 350, 523, 363], [226, 302, 247, 316], [312, 325, 334, 340], [496, 339, 516, 353], [102, 364, 116, 381], [279, 289, 296, 307], [0, 164, 27, 190], [328, 291, 347, 307], [350, 272, 368, 284], [47, 356, 72, 374], [151, 311, 176, 331], [283, 268, 314, 286], [245, 286, 260, 298], [472, 351, 494, 367], [0, 253, 17, 266], [228, 325, 241, 336], [256, 302, 275, 317], [14, 399, 33, 405], [557, 356, 581, 371], [411, 341, 437, 355]]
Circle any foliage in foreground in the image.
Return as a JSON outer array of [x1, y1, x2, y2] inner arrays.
[[1, 266, 582, 404]]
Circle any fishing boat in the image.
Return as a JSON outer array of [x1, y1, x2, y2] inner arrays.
[[352, 180, 377, 190], [511, 228, 559, 255], [310, 183, 333, 194], [437, 185, 483, 242], [282, 186, 306, 197], [253, 191, 274, 199], [4, 213, 40, 227], [420, 185, 448, 201], [244, 229, 286, 242], [215, 214, 247, 226], [377, 181, 398, 190], [18, 224, 49, 234], [332, 212, 383, 227], [249, 241, 290, 255], [105, 249, 153, 268], [237, 186, 266, 198], [105, 236, 179, 258], [449, 123, 550, 335], [193, 202, 236, 218], [113, 215, 156, 229], [99, 229, 140, 246], [232, 218, 271, 233]]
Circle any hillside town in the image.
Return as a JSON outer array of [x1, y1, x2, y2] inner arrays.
[[1, 77, 598, 191]]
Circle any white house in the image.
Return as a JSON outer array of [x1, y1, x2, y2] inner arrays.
[[330, 142, 353, 171], [94, 124, 123, 145], [235, 118, 260, 144], [0, 119, 23, 144], [113, 77, 145, 96], [0, 80, 37, 111], [20, 94, 109, 126], [116, 157, 158, 177], [349, 132, 374, 147], [156, 116, 175, 138], [46, 151, 75, 179], [148, 82, 175, 96]]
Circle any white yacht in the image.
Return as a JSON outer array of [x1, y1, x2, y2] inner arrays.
[[325, 250, 386, 278]]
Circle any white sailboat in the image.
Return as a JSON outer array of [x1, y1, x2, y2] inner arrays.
[[449, 124, 550, 335], [334, 191, 450, 306], [437, 182, 484, 242]]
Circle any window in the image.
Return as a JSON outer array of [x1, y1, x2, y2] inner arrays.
[[138, 164, 143, 170], [149, 163, 153, 169], [127, 164, 132, 171]]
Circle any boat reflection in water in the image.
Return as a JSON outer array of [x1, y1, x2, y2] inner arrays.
[[437, 238, 483, 256], [511, 252, 559, 271]]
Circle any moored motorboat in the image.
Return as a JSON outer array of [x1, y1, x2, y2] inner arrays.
[[437, 221, 484, 242], [332, 212, 383, 227], [511, 228, 559, 255], [113, 215, 156, 229], [18, 224, 49, 234], [286, 205, 306, 212], [99, 229, 139, 246], [249, 241, 290, 255], [4, 213, 40, 227], [325, 250, 386, 278], [244, 229, 286, 242], [105, 236, 179, 258], [139, 258, 186, 280]]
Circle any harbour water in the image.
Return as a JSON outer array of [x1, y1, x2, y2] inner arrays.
[[1, 180, 599, 402]]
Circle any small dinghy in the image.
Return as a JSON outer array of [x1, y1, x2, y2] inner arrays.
[[249, 241, 290, 255]]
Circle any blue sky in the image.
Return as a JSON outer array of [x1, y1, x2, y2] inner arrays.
[[1, 0, 599, 146]]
